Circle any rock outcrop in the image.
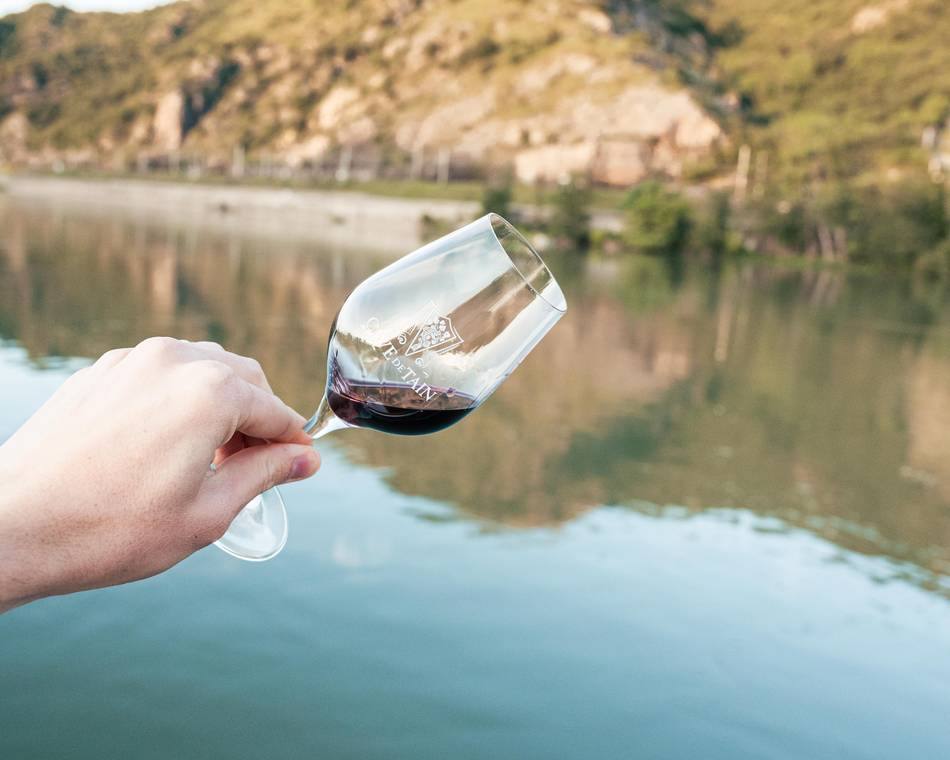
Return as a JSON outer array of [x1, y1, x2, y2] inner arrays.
[[153, 92, 185, 152], [0, 112, 29, 164], [851, 0, 911, 34], [511, 84, 722, 184]]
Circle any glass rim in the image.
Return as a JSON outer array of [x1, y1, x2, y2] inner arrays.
[[488, 213, 567, 314]]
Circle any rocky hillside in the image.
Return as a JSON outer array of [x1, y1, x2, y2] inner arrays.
[[2, 0, 948, 189], [0, 0, 725, 186]]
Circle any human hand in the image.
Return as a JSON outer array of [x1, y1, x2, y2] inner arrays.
[[0, 337, 320, 612]]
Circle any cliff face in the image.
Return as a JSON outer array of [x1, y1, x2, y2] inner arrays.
[[0, 0, 725, 186]]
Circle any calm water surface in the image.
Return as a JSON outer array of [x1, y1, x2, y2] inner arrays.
[[1, 196, 950, 759]]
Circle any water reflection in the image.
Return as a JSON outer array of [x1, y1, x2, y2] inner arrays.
[[1, 196, 949, 594]]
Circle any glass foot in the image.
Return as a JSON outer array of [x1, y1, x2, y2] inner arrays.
[[214, 486, 288, 561]]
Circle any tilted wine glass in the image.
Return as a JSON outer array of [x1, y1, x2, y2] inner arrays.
[[214, 213, 567, 560]]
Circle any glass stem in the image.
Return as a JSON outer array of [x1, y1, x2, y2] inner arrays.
[[305, 395, 347, 442]]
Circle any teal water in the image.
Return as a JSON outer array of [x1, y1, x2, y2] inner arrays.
[[1, 196, 950, 758]]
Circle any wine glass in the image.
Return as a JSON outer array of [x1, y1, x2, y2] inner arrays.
[[214, 213, 567, 560]]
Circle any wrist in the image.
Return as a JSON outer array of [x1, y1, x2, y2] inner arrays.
[[0, 463, 46, 612]]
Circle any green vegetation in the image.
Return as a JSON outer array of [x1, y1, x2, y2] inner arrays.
[[620, 0, 950, 272], [733, 177, 950, 273], [480, 177, 514, 221], [549, 180, 592, 251], [622, 181, 692, 256], [692, 0, 950, 188]]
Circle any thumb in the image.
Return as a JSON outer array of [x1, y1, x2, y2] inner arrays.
[[207, 443, 321, 519]]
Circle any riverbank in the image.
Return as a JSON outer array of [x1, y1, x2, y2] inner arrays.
[[0, 174, 483, 254], [0, 173, 625, 252]]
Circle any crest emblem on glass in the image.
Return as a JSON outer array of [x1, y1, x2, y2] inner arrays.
[[215, 213, 567, 560]]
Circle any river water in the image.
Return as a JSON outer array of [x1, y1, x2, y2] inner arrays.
[[1, 194, 949, 759]]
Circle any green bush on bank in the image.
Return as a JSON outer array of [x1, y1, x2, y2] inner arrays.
[[827, 180, 948, 271], [740, 176, 950, 272], [622, 181, 692, 256], [481, 173, 950, 276], [480, 178, 514, 221], [549, 180, 592, 251], [626, 171, 950, 277]]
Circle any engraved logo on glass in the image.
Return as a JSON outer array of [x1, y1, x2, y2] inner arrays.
[[365, 302, 464, 402], [405, 306, 463, 357]]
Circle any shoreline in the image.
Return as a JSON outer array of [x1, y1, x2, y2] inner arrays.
[[0, 174, 481, 254]]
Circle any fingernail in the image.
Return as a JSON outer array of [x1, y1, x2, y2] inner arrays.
[[287, 453, 315, 482]]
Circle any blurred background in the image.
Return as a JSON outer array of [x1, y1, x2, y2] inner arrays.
[[1, 2, 950, 759]]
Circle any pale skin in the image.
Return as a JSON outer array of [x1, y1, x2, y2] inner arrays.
[[0, 337, 321, 613]]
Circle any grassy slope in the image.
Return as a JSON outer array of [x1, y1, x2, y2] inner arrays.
[[699, 0, 950, 185], [0, 4, 163, 148]]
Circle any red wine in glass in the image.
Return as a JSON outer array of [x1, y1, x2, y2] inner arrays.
[[327, 376, 477, 435]]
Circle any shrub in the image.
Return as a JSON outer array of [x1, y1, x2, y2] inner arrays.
[[821, 179, 948, 269], [0, 21, 16, 59], [480, 178, 513, 221], [914, 240, 950, 280], [622, 181, 693, 255], [457, 36, 501, 68], [549, 180, 591, 251]]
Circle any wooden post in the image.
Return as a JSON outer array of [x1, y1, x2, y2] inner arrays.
[[336, 145, 353, 182], [367, 149, 381, 181], [733, 144, 751, 203], [231, 145, 245, 179], [817, 223, 836, 262], [437, 147, 451, 184], [410, 146, 424, 180]]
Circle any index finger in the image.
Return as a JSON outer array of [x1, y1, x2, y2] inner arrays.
[[230, 380, 312, 445], [186, 341, 274, 393]]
